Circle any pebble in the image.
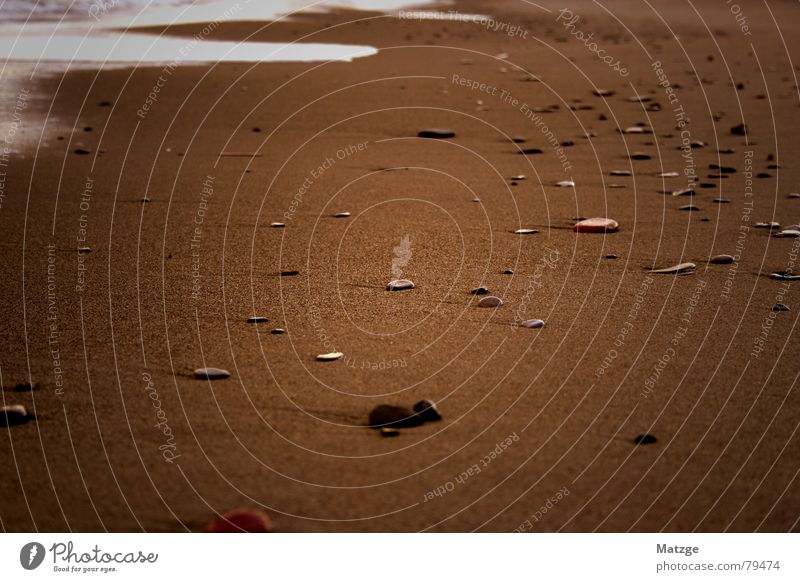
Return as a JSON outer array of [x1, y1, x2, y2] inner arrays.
[[671, 188, 695, 196], [593, 89, 615, 96], [574, 217, 619, 233], [12, 382, 36, 392], [610, 170, 631, 176], [608, 184, 626, 189], [316, 352, 343, 361], [658, 171, 680, 177], [511, 174, 526, 180], [709, 164, 736, 173], [713, 198, 730, 203], [74, 148, 90, 155], [770, 271, 800, 281], [478, 296, 503, 307], [193, 368, 230, 380], [386, 279, 415, 291], [333, 212, 351, 218], [709, 254, 735, 264], [368, 404, 424, 429], [270, 328, 286, 334], [78, 246, 91, 254], [503, 269, 514, 275], [418, 129, 455, 139], [412, 400, 442, 422], [246, 316, 269, 324], [518, 148, 543, 155], [555, 180, 576, 187], [633, 434, 658, 445], [650, 262, 696, 274], [380, 427, 400, 437], [514, 228, 538, 234], [788, 193, 800, 199], [520, 319, 545, 328], [773, 228, 800, 238], [620, 126, 648, 134], [679, 205, 700, 211], [754, 222, 780, 230], [270, 222, 285, 228], [0, 404, 31, 427], [203, 509, 273, 533], [772, 303, 790, 312], [757, 172, 772, 178], [470, 286, 489, 295], [630, 152, 651, 160], [627, 95, 651, 102], [605, 254, 618, 259], [280, 270, 300, 276]]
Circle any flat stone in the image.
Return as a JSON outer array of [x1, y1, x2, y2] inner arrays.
[[470, 286, 489, 295], [709, 254, 735, 264], [670, 188, 695, 197], [333, 212, 351, 218], [0, 404, 31, 427], [593, 89, 614, 96], [412, 400, 442, 422], [608, 184, 626, 189], [713, 198, 730, 203], [246, 316, 269, 324], [280, 270, 300, 276], [658, 171, 680, 177], [650, 262, 696, 275], [418, 129, 455, 139], [709, 164, 736, 173], [380, 427, 400, 437], [574, 217, 619, 233], [772, 303, 790, 312], [316, 352, 343, 361], [518, 148, 543, 155], [679, 205, 700, 211], [788, 193, 800, 199], [368, 405, 424, 429], [520, 319, 545, 329], [478, 296, 503, 307], [510, 174, 526, 180], [730, 123, 747, 135], [610, 170, 631, 176], [74, 148, 90, 155], [555, 180, 576, 187], [770, 271, 800, 281], [78, 247, 91, 253], [270, 328, 286, 334], [755, 222, 780, 230], [620, 126, 648, 134], [386, 279, 415, 291], [626, 95, 651, 102], [630, 152, 651, 160], [270, 222, 285, 228], [514, 228, 538, 234], [193, 367, 230, 380]]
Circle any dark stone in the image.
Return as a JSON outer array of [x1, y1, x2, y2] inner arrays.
[[709, 164, 736, 173], [470, 287, 489, 295], [418, 129, 455, 139], [518, 148, 543, 155], [630, 152, 651, 160], [772, 303, 790, 312], [74, 148, 90, 155], [368, 405, 424, 429], [731, 123, 747, 135], [413, 400, 442, 422], [633, 434, 657, 445]]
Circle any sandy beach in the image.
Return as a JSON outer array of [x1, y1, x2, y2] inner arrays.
[[0, 0, 799, 532]]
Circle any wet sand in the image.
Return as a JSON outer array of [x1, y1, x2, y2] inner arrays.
[[1, 0, 799, 532]]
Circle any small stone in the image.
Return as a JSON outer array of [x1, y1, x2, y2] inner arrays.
[[620, 126, 648, 134], [610, 170, 631, 176], [719, 148, 736, 154], [709, 254, 734, 264], [630, 152, 651, 160], [270, 222, 285, 228], [730, 123, 747, 136], [74, 148, 90, 155], [520, 319, 544, 328], [280, 270, 299, 276], [387, 279, 415, 291], [510, 175, 526, 181], [270, 328, 286, 334], [246, 316, 269, 324], [203, 509, 273, 533], [412, 400, 442, 422], [503, 269, 514, 275], [713, 198, 730, 203], [757, 172, 772, 178], [478, 296, 503, 308], [518, 148, 543, 155], [633, 434, 658, 445], [788, 193, 800, 199], [709, 164, 736, 173], [574, 217, 619, 233], [418, 129, 455, 139], [380, 427, 400, 437], [78, 247, 91, 253], [555, 180, 576, 187], [626, 95, 651, 102], [770, 271, 800, 281], [12, 382, 36, 392], [658, 171, 680, 177], [671, 188, 695, 196], [514, 228, 538, 234], [772, 303, 790, 312], [650, 262, 696, 275], [193, 367, 230, 380], [0, 404, 31, 427], [608, 184, 626, 189], [593, 89, 614, 96], [316, 352, 343, 361], [773, 228, 800, 238], [679, 205, 700, 211], [368, 404, 423, 428], [333, 212, 351, 218], [470, 286, 489, 295], [754, 222, 780, 230]]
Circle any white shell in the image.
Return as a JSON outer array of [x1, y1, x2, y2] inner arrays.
[[478, 296, 503, 307], [650, 262, 696, 274], [520, 319, 545, 328], [316, 352, 343, 361], [193, 367, 231, 380], [386, 279, 415, 291]]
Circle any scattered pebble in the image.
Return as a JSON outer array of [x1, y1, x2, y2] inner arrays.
[[709, 164, 736, 173], [368, 404, 424, 429], [671, 188, 695, 197], [626, 95, 651, 103], [713, 198, 730, 203], [630, 152, 651, 160], [380, 427, 400, 437], [593, 89, 614, 96], [608, 184, 626, 189], [610, 170, 631, 176], [633, 434, 658, 445], [280, 270, 300, 276], [574, 217, 619, 233], [520, 319, 545, 328], [555, 180, 576, 187], [770, 271, 800, 281], [620, 126, 648, 134], [412, 400, 442, 422], [74, 148, 90, 155], [246, 316, 269, 324], [709, 254, 735, 264], [333, 212, 351, 218], [193, 368, 230, 380], [78, 246, 91, 254], [270, 222, 285, 228], [203, 509, 273, 533], [772, 303, 790, 312], [658, 171, 680, 177], [0, 404, 31, 427], [650, 262, 696, 275], [418, 129, 455, 139], [514, 228, 538, 234], [730, 123, 747, 136], [503, 269, 514, 275], [679, 205, 700, 211], [478, 296, 503, 307], [518, 148, 544, 155], [386, 279, 415, 291], [788, 193, 800, 199], [470, 286, 489, 295], [754, 222, 780, 230], [316, 352, 343, 361], [511, 174, 526, 180], [605, 254, 618, 259], [270, 328, 286, 334]]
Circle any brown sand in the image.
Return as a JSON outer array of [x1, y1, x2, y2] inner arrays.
[[1, 0, 799, 532]]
